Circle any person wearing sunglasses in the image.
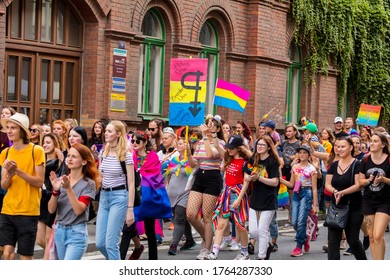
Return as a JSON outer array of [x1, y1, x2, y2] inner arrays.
[[147, 118, 165, 152], [132, 130, 172, 259], [29, 124, 43, 146]]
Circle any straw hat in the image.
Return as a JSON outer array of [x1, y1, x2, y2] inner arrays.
[[1, 113, 31, 139]]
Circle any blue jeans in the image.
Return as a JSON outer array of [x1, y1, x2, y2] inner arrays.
[[54, 223, 88, 260], [291, 188, 313, 248], [269, 211, 278, 240], [96, 189, 128, 260]]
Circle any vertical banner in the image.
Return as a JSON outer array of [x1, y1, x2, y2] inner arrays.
[[169, 58, 208, 126], [111, 48, 127, 111], [356, 103, 382, 126]]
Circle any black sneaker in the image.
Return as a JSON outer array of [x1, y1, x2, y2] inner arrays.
[[168, 244, 177, 255], [248, 242, 255, 255], [180, 240, 197, 251], [265, 243, 274, 260], [272, 243, 278, 252], [363, 236, 370, 250]]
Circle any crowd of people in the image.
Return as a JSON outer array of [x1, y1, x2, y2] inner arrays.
[[0, 105, 389, 260]]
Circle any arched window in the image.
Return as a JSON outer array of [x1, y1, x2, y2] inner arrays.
[[5, 0, 83, 124], [199, 21, 219, 115], [138, 9, 165, 115], [286, 42, 302, 124]]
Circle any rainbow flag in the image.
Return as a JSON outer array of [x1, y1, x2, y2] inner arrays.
[[356, 103, 382, 126], [214, 79, 251, 113]]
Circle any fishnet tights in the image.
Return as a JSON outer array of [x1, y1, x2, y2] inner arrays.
[[186, 191, 218, 250]]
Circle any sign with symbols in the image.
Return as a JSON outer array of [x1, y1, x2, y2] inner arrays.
[[168, 58, 208, 126]]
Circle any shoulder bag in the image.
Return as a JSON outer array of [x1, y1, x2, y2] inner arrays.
[[324, 159, 356, 229]]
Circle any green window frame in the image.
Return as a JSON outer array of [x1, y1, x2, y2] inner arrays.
[[138, 10, 165, 116], [199, 21, 219, 115], [286, 44, 302, 124]]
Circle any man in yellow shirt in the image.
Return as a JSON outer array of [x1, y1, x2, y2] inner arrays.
[[0, 113, 45, 260]]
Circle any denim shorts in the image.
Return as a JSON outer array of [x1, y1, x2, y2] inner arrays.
[[0, 214, 39, 256]]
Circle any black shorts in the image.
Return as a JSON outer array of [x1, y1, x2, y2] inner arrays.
[[0, 214, 39, 256], [362, 197, 390, 216], [191, 169, 223, 196]]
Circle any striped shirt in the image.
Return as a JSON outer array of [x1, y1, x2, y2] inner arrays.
[[193, 139, 225, 170], [99, 151, 133, 189]]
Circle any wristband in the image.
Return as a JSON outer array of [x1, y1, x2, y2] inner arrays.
[[127, 206, 133, 208], [52, 190, 60, 197]]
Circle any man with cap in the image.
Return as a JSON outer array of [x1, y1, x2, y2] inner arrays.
[[302, 122, 327, 216], [263, 120, 281, 150], [333, 117, 349, 139], [0, 113, 45, 260], [157, 127, 177, 163]]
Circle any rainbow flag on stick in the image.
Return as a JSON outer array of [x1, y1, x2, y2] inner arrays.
[[213, 79, 251, 113]]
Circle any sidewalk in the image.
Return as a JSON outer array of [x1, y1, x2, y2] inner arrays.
[[33, 208, 326, 259]]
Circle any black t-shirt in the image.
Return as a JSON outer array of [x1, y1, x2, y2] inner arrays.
[[359, 155, 390, 201], [244, 155, 280, 211], [281, 140, 301, 169], [327, 160, 362, 209]]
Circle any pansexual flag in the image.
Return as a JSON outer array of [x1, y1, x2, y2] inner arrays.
[[169, 58, 208, 126], [214, 79, 251, 113], [356, 103, 382, 126]]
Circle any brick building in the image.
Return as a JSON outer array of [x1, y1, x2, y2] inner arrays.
[[0, 0, 339, 132]]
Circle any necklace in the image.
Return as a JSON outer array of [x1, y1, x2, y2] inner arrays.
[[110, 145, 117, 149], [338, 161, 353, 174]]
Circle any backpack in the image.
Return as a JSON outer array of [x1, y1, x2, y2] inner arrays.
[[100, 152, 142, 207]]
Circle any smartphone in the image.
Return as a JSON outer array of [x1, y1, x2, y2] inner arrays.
[[372, 170, 379, 178], [150, 138, 156, 146]]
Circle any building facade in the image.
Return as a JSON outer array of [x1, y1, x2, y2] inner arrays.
[[0, 0, 339, 131]]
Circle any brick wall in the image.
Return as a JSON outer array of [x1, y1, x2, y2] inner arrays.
[[0, 0, 339, 133]]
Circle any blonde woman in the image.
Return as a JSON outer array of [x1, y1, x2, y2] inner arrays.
[[95, 121, 135, 260], [30, 124, 43, 146]]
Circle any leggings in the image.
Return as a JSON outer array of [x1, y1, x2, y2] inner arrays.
[[144, 218, 157, 260]]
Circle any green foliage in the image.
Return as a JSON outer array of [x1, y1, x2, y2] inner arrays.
[[292, 0, 390, 123]]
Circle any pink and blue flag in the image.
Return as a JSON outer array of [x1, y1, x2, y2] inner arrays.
[[213, 79, 251, 113]]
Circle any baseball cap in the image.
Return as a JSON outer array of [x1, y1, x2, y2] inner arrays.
[[334, 117, 343, 123], [263, 120, 276, 129], [162, 127, 175, 136], [296, 145, 311, 155], [302, 123, 318, 133], [225, 135, 243, 149]]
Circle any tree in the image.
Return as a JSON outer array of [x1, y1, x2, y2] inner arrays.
[[292, 0, 390, 123]]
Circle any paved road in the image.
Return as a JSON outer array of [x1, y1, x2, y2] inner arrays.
[[34, 209, 390, 260]]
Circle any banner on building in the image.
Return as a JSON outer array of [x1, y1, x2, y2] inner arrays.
[[356, 103, 382, 126], [168, 58, 208, 126]]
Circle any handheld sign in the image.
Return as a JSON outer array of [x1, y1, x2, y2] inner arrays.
[[356, 104, 382, 127], [169, 58, 208, 126]]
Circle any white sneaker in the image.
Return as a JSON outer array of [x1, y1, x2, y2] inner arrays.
[[196, 248, 210, 260], [229, 240, 240, 251], [234, 253, 250, 260], [220, 238, 239, 250], [204, 252, 217, 260]]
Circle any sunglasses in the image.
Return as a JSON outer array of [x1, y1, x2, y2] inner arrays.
[[131, 139, 142, 144], [29, 128, 38, 133], [147, 127, 156, 132]]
